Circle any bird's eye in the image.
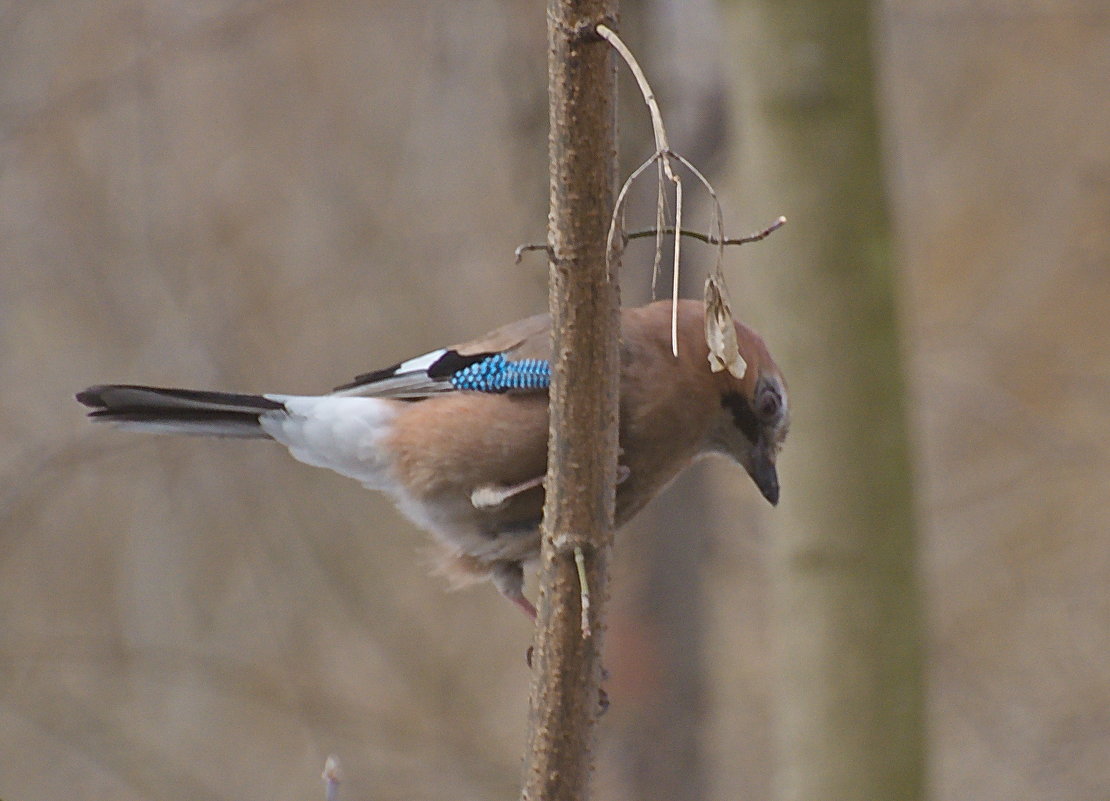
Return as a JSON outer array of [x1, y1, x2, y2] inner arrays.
[[756, 387, 780, 420]]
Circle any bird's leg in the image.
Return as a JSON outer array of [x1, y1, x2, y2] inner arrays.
[[506, 554, 609, 712], [491, 562, 536, 620], [508, 590, 538, 621], [479, 461, 630, 628], [470, 476, 545, 509], [471, 462, 630, 510]]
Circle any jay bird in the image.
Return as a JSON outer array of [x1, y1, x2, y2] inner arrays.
[[77, 299, 789, 618]]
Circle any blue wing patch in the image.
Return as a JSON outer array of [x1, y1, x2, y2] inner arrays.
[[450, 354, 551, 393]]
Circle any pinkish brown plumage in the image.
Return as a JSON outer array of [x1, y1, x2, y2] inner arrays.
[[77, 300, 789, 617]]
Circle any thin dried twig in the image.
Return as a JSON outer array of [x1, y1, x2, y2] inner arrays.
[[596, 23, 686, 353], [625, 216, 788, 246], [666, 150, 751, 378], [652, 157, 666, 298], [574, 546, 592, 638], [606, 152, 664, 274], [514, 242, 551, 263], [516, 216, 785, 265], [671, 177, 685, 352], [669, 150, 725, 272], [595, 24, 669, 154], [597, 22, 780, 377]]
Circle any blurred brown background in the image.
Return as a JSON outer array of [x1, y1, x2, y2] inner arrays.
[[1, 2, 1106, 800]]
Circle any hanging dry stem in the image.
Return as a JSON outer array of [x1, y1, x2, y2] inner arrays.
[[595, 22, 780, 377]]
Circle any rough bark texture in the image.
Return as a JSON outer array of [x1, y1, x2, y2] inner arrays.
[[723, 1, 927, 800], [520, 2, 620, 801]]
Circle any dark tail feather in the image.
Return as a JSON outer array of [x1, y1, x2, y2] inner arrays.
[[76, 385, 285, 438]]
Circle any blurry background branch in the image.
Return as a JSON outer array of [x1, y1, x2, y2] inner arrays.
[[724, 0, 926, 799]]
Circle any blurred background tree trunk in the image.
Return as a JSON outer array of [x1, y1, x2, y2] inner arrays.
[[720, 1, 926, 800]]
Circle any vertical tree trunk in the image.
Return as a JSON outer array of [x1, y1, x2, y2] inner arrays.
[[722, 1, 926, 799], [521, 2, 620, 801]]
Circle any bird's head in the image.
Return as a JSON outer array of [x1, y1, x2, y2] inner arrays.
[[706, 322, 790, 506]]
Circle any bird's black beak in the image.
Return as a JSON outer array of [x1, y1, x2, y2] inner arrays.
[[749, 446, 780, 506]]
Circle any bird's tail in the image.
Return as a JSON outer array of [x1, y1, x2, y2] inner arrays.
[[76, 385, 285, 438]]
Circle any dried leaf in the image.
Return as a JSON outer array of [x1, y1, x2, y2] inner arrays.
[[704, 275, 747, 378]]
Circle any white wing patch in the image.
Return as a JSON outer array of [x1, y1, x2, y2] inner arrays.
[[330, 348, 455, 398], [396, 349, 447, 375]]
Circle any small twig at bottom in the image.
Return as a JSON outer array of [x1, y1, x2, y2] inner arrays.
[[573, 546, 592, 639], [553, 534, 594, 640], [322, 755, 341, 801]]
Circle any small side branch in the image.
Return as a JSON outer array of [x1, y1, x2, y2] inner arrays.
[[516, 217, 786, 264], [625, 216, 787, 247], [574, 546, 592, 639], [554, 534, 595, 640], [515, 242, 553, 264]]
